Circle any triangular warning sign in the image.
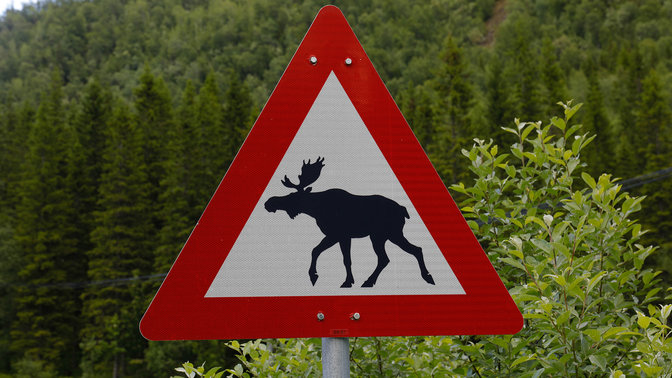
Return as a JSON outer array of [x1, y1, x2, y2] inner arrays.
[[140, 5, 522, 340]]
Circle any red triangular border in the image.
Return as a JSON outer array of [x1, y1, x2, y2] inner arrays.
[[140, 5, 522, 340]]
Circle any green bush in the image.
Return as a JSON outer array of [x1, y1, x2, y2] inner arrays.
[[178, 102, 672, 376]]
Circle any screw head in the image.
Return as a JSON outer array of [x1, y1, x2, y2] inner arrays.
[[317, 312, 325, 321], [350, 312, 360, 320], [309, 56, 318, 65], [345, 57, 352, 65]]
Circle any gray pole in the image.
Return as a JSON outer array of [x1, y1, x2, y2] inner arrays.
[[322, 337, 350, 378]]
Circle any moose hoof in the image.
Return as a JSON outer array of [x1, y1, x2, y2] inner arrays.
[[340, 280, 353, 288], [309, 272, 319, 286], [423, 273, 435, 285], [361, 279, 375, 288]]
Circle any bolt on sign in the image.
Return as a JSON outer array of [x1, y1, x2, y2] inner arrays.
[[140, 5, 523, 340]]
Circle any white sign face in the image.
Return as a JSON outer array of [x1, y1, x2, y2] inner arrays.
[[206, 72, 465, 297]]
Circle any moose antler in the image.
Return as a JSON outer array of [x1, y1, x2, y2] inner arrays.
[[282, 157, 325, 192]]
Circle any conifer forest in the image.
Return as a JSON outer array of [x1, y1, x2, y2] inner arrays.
[[1, 0, 672, 376]]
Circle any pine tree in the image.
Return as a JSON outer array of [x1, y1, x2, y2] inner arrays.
[[613, 45, 644, 179], [581, 60, 613, 176], [0, 102, 33, 371], [399, 83, 436, 151], [540, 37, 567, 117], [0, 103, 33, 212], [428, 37, 473, 185], [223, 71, 254, 168], [195, 72, 225, 203], [500, 16, 542, 121], [636, 69, 672, 245], [68, 79, 112, 268], [624, 69, 672, 286], [154, 81, 198, 273], [11, 69, 84, 375], [133, 66, 174, 258], [176, 80, 202, 221], [133, 65, 173, 206], [80, 102, 153, 377], [484, 55, 514, 147]]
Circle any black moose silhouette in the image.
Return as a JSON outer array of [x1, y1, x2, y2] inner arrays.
[[264, 157, 435, 288]]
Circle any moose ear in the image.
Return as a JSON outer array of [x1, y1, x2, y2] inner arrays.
[[305, 187, 312, 193]]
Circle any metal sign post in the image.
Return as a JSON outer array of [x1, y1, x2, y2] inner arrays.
[[322, 337, 349, 378]]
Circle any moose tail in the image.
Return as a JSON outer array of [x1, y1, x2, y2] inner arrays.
[[400, 205, 410, 219]]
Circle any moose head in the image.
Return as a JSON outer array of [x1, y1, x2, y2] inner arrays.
[[264, 157, 325, 219]]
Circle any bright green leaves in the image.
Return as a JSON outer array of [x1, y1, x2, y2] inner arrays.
[[448, 101, 671, 375], [173, 362, 224, 378], [223, 339, 321, 377], [559, 101, 582, 124], [581, 172, 596, 189]]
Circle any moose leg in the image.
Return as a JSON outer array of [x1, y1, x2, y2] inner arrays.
[[339, 239, 354, 288], [309, 237, 337, 286], [362, 236, 390, 288], [390, 235, 435, 285]]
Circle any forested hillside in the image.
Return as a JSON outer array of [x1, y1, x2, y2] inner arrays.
[[1, 0, 671, 376]]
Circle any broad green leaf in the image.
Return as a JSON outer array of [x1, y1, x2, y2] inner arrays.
[[511, 353, 536, 367], [581, 172, 596, 189], [660, 304, 672, 321], [588, 355, 607, 372], [564, 103, 582, 121], [509, 249, 524, 260], [639, 365, 663, 376], [516, 294, 541, 302], [563, 150, 572, 161], [586, 271, 607, 296], [644, 287, 661, 303], [526, 216, 547, 229], [501, 257, 526, 271], [551, 116, 566, 131], [583, 329, 601, 342], [637, 341, 652, 353], [602, 327, 630, 339], [637, 311, 651, 329], [531, 238, 553, 254], [521, 124, 535, 141], [556, 310, 571, 325], [234, 364, 244, 377]]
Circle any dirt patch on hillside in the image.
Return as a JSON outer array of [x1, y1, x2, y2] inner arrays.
[[481, 0, 507, 46]]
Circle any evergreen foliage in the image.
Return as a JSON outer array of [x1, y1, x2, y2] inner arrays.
[[539, 37, 567, 118], [0, 101, 32, 372], [483, 55, 513, 147], [399, 83, 436, 151], [81, 102, 152, 376], [581, 60, 613, 176], [11, 69, 84, 375], [428, 37, 473, 185], [154, 81, 197, 274], [635, 69, 672, 284], [195, 72, 226, 201], [222, 71, 254, 167]]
